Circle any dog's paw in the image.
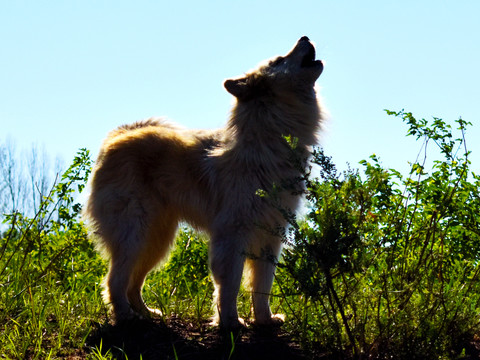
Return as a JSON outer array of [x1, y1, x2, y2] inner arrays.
[[213, 316, 246, 332], [115, 305, 163, 324], [270, 313, 285, 326], [254, 313, 285, 327], [144, 306, 163, 318], [114, 307, 143, 324]]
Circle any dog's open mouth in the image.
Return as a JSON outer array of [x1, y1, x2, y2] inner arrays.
[[301, 44, 321, 68]]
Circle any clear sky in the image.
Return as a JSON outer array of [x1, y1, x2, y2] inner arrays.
[[1, 1, 479, 176]]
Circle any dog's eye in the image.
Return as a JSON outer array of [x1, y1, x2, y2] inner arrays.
[[270, 57, 284, 67]]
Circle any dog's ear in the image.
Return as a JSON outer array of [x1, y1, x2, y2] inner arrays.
[[224, 78, 249, 99]]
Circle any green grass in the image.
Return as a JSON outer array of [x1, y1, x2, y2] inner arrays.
[[2, 111, 480, 359]]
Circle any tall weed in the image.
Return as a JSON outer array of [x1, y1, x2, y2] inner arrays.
[[0, 149, 107, 359]]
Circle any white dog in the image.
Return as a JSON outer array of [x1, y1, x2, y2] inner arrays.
[[85, 36, 324, 329]]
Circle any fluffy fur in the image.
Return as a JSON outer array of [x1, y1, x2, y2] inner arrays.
[[84, 36, 324, 329]]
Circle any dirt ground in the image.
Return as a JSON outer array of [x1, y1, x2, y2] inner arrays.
[[84, 316, 480, 360], [85, 316, 314, 360]]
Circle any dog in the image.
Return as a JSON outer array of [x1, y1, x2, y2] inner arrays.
[[84, 36, 324, 329]]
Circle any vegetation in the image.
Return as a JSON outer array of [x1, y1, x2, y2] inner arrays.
[[1, 110, 480, 359], [0, 149, 106, 359], [275, 110, 480, 358]]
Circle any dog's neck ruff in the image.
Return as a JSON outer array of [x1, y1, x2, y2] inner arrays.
[[226, 95, 322, 150]]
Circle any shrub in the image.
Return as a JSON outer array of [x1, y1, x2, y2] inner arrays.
[[275, 111, 480, 359]]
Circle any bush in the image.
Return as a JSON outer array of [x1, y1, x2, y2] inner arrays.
[[275, 111, 480, 359]]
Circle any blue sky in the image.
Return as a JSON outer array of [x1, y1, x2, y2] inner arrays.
[[1, 1, 479, 176]]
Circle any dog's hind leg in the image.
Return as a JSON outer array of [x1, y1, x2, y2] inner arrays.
[[105, 249, 137, 321], [101, 206, 153, 321], [127, 213, 178, 317]]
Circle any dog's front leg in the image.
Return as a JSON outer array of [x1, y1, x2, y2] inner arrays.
[[246, 239, 285, 326], [209, 233, 246, 330]]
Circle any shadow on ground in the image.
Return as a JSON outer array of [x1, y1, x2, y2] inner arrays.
[[86, 316, 309, 360]]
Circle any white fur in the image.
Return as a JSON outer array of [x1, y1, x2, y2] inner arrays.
[[84, 37, 324, 329]]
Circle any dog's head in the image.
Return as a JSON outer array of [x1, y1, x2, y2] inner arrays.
[[224, 36, 323, 101]]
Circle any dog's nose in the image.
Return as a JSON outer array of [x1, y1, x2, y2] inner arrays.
[[300, 36, 310, 42]]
